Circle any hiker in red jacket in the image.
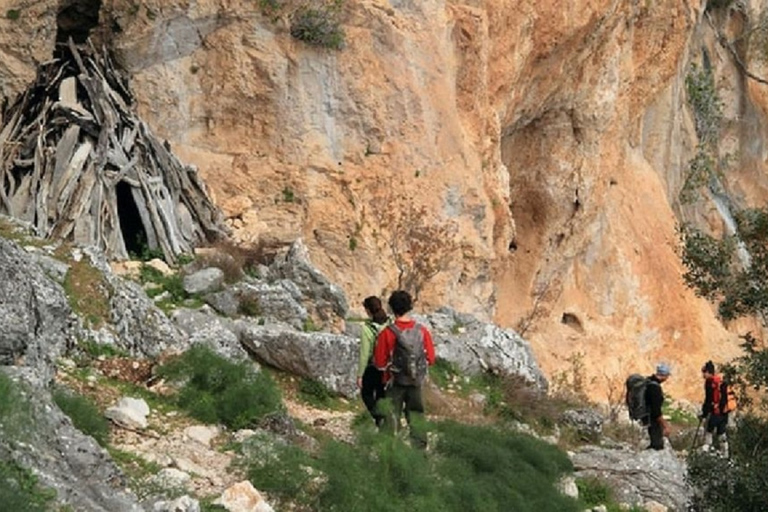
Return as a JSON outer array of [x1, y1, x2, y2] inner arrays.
[[374, 290, 435, 447], [699, 360, 729, 453]]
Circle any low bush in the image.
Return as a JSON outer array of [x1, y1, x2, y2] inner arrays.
[[248, 420, 580, 511], [298, 378, 335, 408], [687, 414, 768, 511], [156, 346, 283, 429], [290, 5, 345, 49], [53, 387, 110, 447], [576, 476, 646, 512]]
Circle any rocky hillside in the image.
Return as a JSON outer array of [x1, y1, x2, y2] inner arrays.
[[3, 0, 768, 400], [0, 219, 695, 511]]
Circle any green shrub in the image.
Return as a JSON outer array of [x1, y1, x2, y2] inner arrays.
[[429, 358, 462, 390], [687, 414, 768, 511], [6, 9, 20, 20], [53, 387, 110, 447], [0, 461, 55, 511], [156, 345, 282, 429], [290, 6, 345, 50], [298, 378, 334, 408], [248, 420, 580, 512]]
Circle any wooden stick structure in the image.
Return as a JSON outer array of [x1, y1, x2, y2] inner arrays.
[[0, 39, 228, 262]]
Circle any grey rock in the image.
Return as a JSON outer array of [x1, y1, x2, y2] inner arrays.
[[0, 367, 143, 511], [0, 237, 75, 383], [238, 319, 357, 397], [82, 247, 186, 357], [269, 239, 348, 323], [204, 280, 308, 329], [171, 307, 249, 361], [561, 408, 604, 441], [105, 397, 150, 430], [27, 250, 70, 283], [183, 267, 224, 295], [152, 495, 200, 512], [421, 308, 548, 391], [571, 444, 690, 510]]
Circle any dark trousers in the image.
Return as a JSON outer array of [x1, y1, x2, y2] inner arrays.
[[648, 420, 664, 450], [706, 414, 728, 448], [361, 365, 386, 426], [387, 383, 426, 448]]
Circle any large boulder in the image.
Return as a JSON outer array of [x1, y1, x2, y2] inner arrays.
[[204, 279, 309, 330], [424, 308, 548, 391], [171, 307, 250, 361], [571, 444, 690, 510], [0, 236, 74, 383], [237, 320, 357, 398], [0, 367, 143, 511]]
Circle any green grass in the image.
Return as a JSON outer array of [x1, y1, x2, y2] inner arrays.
[[5, 9, 20, 21], [0, 372, 32, 441], [576, 477, 646, 512], [0, 461, 56, 511], [53, 387, 110, 447], [298, 378, 335, 408], [139, 264, 203, 312], [156, 345, 283, 429], [248, 420, 580, 512], [62, 259, 112, 329]]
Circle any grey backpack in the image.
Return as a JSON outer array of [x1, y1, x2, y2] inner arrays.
[[389, 323, 428, 386]]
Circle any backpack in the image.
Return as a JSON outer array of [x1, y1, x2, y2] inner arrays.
[[625, 374, 659, 423], [388, 323, 428, 386], [713, 376, 737, 414]]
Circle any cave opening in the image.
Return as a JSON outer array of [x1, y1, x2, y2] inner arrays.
[[116, 181, 149, 258], [56, 0, 102, 45]]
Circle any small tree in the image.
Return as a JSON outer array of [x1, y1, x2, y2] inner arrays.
[[369, 181, 459, 301], [680, 213, 768, 510]]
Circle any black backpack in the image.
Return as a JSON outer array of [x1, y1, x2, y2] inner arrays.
[[625, 374, 659, 423], [389, 323, 428, 386]]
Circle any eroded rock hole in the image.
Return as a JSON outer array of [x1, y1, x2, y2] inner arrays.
[[56, 0, 102, 44], [116, 181, 149, 257], [561, 312, 584, 333]]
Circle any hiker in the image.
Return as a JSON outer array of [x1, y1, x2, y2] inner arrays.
[[645, 363, 671, 450], [699, 360, 729, 453], [373, 290, 435, 446], [357, 296, 389, 427]]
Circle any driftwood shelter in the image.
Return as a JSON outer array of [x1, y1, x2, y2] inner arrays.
[[0, 41, 226, 262]]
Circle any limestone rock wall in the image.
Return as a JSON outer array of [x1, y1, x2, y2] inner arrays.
[[5, 0, 768, 400]]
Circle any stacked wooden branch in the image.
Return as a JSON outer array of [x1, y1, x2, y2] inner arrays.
[[0, 40, 227, 262]]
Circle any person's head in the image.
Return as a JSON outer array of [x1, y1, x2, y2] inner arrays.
[[362, 296, 388, 324], [655, 362, 671, 382], [387, 290, 413, 317], [701, 360, 715, 379]]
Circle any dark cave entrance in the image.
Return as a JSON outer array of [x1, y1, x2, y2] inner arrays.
[[56, 0, 102, 44], [116, 181, 149, 257]]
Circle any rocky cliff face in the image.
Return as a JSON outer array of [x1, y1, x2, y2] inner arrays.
[[3, 0, 767, 400]]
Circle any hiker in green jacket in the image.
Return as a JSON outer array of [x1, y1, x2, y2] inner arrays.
[[357, 296, 389, 427]]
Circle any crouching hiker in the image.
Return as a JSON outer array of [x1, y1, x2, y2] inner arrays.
[[356, 296, 390, 427], [374, 290, 435, 448]]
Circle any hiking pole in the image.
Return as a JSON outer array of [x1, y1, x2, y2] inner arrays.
[[691, 415, 705, 451]]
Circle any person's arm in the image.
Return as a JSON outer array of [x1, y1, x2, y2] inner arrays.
[[422, 327, 436, 365], [357, 324, 374, 384]]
